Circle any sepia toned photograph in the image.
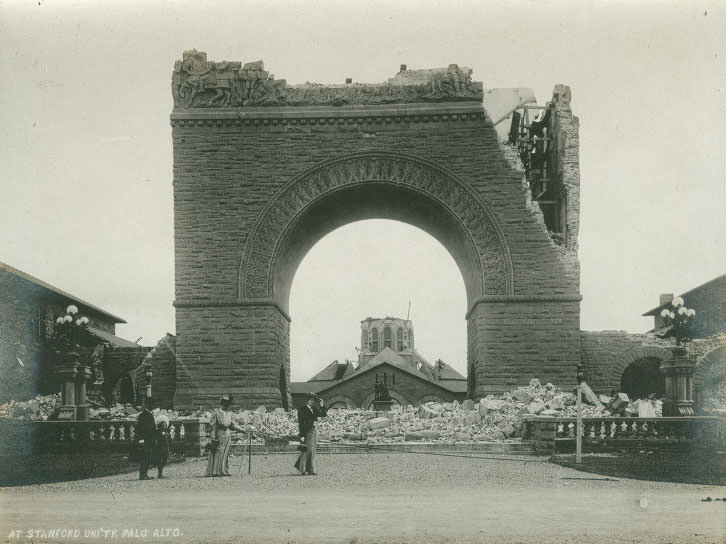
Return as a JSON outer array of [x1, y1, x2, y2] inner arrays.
[[1, 1, 725, 542]]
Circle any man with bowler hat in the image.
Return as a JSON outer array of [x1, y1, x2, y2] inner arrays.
[[295, 392, 327, 475], [137, 397, 157, 480]]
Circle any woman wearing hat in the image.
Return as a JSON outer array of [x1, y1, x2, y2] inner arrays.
[[206, 394, 245, 477]]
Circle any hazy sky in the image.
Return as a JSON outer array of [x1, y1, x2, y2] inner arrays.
[[1, 0, 724, 381]]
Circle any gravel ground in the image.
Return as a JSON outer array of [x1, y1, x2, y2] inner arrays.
[[2, 453, 725, 543]]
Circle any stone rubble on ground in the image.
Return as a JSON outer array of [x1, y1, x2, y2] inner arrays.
[[0, 378, 668, 444]]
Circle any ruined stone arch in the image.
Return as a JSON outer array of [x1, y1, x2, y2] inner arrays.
[[324, 395, 357, 410], [694, 340, 726, 390], [414, 394, 447, 406], [609, 345, 672, 390], [238, 151, 513, 315]]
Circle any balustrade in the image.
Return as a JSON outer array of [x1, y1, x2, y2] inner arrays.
[[0, 419, 204, 456]]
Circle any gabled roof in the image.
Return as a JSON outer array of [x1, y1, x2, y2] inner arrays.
[[361, 347, 433, 381], [311, 347, 464, 396], [307, 360, 356, 382], [643, 274, 726, 316], [0, 261, 126, 323], [289, 381, 330, 394], [434, 360, 466, 380], [88, 327, 143, 349]]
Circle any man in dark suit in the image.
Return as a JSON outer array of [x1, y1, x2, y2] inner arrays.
[[295, 392, 327, 475], [137, 398, 157, 480]]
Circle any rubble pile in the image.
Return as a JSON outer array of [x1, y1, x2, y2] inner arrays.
[[0, 394, 61, 420], [0, 379, 664, 443]]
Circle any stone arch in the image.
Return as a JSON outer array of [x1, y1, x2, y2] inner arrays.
[[620, 357, 665, 399], [609, 345, 672, 390], [325, 395, 356, 410], [360, 389, 409, 409], [111, 372, 136, 405], [694, 341, 726, 397], [414, 394, 447, 406], [239, 151, 513, 315]]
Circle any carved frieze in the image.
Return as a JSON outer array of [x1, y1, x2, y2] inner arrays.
[[173, 50, 483, 109], [239, 153, 513, 300]]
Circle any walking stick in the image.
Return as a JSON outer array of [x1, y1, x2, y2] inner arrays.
[[247, 427, 252, 474], [236, 433, 246, 477]]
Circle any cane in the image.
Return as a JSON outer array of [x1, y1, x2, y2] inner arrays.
[[247, 427, 252, 475]]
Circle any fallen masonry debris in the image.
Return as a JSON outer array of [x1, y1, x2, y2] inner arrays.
[[0, 379, 669, 444]]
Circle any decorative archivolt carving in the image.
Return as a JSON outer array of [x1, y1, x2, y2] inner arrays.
[[239, 152, 513, 300]]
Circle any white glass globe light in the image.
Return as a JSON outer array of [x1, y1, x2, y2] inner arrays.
[[687, 309, 696, 317], [56, 317, 64, 324], [80, 316, 89, 325], [678, 306, 688, 315], [63, 315, 72, 323], [672, 296, 684, 308], [660, 309, 670, 318], [66, 305, 79, 315]]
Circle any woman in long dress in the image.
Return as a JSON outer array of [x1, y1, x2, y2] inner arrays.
[[206, 394, 245, 477]]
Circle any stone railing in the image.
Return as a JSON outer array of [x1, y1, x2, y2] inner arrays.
[[521, 416, 725, 456], [0, 419, 206, 457]]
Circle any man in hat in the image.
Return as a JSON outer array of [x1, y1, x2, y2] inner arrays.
[[137, 397, 156, 480], [295, 392, 327, 475]]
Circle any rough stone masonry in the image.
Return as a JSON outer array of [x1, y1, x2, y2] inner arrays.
[[170, 50, 582, 408]]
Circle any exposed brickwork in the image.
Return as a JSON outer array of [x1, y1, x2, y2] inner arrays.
[[102, 346, 151, 404], [172, 75, 582, 408], [132, 335, 176, 409]]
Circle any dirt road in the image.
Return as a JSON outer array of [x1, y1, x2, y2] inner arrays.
[[2, 453, 724, 543]]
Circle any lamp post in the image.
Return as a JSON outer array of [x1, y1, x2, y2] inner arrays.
[[576, 363, 584, 464], [145, 366, 153, 402], [53, 305, 92, 421], [657, 296, 697, 416]]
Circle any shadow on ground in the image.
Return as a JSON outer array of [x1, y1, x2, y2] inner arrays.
[[552, 451, 726, 485], [0, 453, 185, 487]]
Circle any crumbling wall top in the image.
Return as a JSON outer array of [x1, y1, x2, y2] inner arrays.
[[172, 50, 483, 109]]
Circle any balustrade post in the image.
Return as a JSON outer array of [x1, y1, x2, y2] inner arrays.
[[660, 347, 696, 416]]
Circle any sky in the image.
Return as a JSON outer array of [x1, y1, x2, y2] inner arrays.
[[1, 0, 724, 381]]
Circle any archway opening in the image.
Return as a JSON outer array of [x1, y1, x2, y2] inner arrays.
[[620, 357, 664, 399], [288, 219, 467, 384]]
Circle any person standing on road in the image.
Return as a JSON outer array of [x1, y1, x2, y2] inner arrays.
[[137, 398, 157, 480], [154, 414, 171, 479], [295, 393, 327, 476], [206, 394, 245, 477]]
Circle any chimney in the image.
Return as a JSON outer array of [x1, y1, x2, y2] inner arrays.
[[659, 293, 674, 306]]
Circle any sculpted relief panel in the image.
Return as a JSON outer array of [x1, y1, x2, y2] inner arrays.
[[172, 50, 483, 108], [239, 153, 513, 301]]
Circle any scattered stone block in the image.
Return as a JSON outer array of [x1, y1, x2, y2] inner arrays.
[[366, 417, 391, 430], [461, 399, 475, 411], [513, 389, 533, 404], [547, 396, 565, 410]]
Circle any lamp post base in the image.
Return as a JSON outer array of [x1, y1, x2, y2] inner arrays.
[[660, 346, 696, 417], [373, 400, 394, 412]]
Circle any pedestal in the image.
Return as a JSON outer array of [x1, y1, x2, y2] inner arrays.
[[373, 400, 394, 412], [56, 359, 80, 421], [660, 346, 696, 416], [55, 352, 92, 422], [75, 365, 92, 421]]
